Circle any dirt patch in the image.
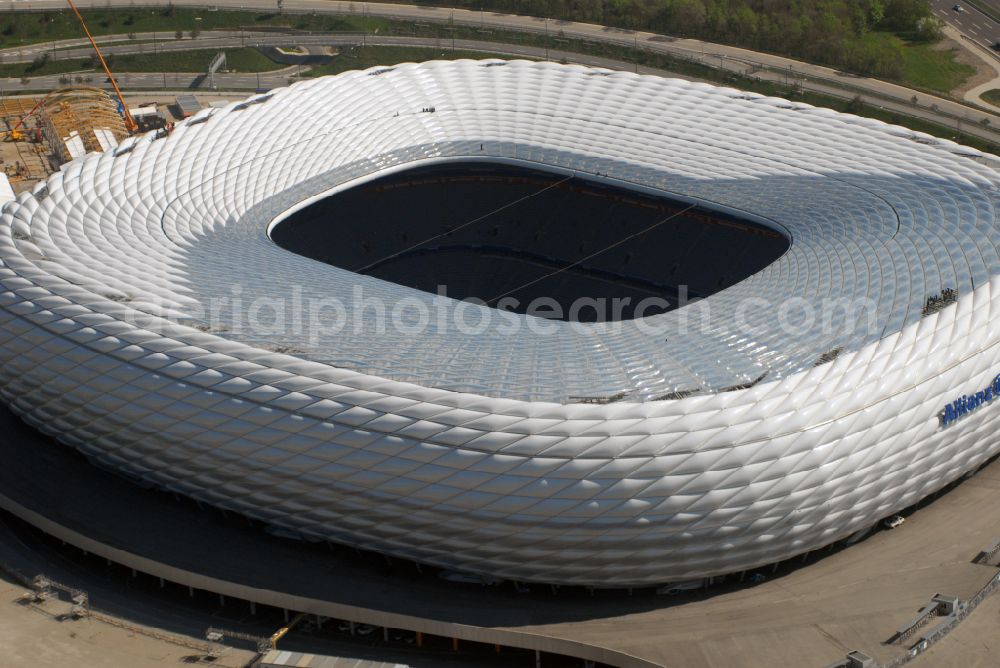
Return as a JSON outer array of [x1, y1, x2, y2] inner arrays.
[[939, 30, 1000, 96]]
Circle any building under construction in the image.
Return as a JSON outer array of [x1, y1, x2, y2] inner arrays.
[[38, 87, 130, 162], [0, 87, 133, 193]]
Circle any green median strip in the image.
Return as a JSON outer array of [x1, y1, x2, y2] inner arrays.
[[0, 10, 993, 153], [0, 47, 284, 77], [302, 45, 528, 77]]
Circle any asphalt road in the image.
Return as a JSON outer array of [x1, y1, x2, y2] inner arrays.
[[931, 0, 1000, 47], [3, 0, 999, 132], [1, 39, 1000, 151]]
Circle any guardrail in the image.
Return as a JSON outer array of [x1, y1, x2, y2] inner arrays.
[[974, 537, 1000, 564], [882, 573, 1000, 667], [889, 602, 940, 644]]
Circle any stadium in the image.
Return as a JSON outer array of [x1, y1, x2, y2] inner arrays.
[[0, 59, 998, 587]]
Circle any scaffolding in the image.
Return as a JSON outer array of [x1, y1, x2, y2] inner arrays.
[[0, 97, 43, 128], [38, 87, 130, 163]]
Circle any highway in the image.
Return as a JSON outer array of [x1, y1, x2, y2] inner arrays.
[[931, 0, 1000, 47], [0, 30, 999, 147], [1, 0, 998, 136], [4, 34, 1000, 147]]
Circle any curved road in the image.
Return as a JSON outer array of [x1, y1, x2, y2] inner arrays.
[[2, 0, 1000, 145]]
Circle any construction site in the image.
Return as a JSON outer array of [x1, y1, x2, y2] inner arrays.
[[0, 89, 126, 190], [0, 86, 193, 195], [0, 0, 172, 195]]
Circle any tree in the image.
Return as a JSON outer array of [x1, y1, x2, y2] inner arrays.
[[882, 0, 932, 32], [174, 29, 183, 40], [728, 6, 759, 44], [28, 52, 49, 72], [412, 0, 944, 86], [669, 0, 707, 33], [915, 16, 943, 42], [869, 0, 886, 27]]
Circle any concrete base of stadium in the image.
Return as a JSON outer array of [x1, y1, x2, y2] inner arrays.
[[1, 403, 999, 668]]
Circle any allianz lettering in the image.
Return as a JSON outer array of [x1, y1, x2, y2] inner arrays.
[[941, 374, 1000, 427]]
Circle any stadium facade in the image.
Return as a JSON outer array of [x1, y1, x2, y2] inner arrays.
[[0, 60, 998, 586]]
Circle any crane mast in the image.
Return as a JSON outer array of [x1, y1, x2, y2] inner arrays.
[[64, 0, 137, 133]]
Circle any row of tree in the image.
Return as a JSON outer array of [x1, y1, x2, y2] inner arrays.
[[413, 0, 942, 78]]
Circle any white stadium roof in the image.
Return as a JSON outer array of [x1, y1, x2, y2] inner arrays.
[[0, 61, 999, 586]]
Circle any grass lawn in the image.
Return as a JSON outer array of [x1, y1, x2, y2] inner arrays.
[[981, 88, 1000, 106], [896, 37, 976, 94], [0, 9, 979, 94], [0, 8, 385, 48], [0, 48, 283, 77], [219, 48, 284, 72], [303, 45, 526, 77], [0, 10, 991, 151]]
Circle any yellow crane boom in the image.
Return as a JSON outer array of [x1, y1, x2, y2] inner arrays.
[[64, 0, 136, 133]]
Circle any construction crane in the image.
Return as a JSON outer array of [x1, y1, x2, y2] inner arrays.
[[64, 0, 136, 133], [5, 95, 50, 141]]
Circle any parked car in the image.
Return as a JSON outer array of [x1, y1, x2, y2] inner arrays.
[[884, 515, 906, 529], [656, 580, 703, 595], [391, 631, 415, 644]]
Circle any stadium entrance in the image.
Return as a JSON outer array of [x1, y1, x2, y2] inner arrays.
[[270, 162, 789, 322]]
